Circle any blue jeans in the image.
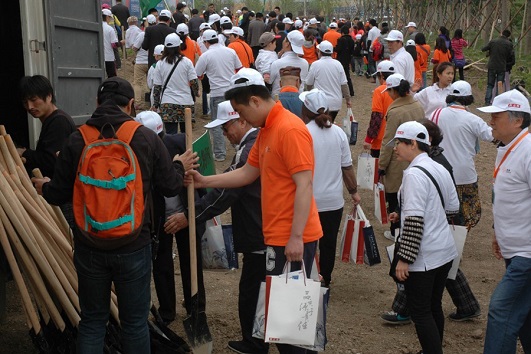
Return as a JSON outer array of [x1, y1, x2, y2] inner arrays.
[[485, 70, 506, 105], [209, 95, 227, 159], [74, 243, 152, 354], [484, 256, 531, 354]]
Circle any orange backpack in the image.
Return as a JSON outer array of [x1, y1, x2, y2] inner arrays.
[[73, 121, 144, 249]]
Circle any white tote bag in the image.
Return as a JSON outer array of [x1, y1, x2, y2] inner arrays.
[[201, 216, 229, 269], [448, 224, 468, 280], [357, 153, 379, 190], [265, 266, 321, 345]]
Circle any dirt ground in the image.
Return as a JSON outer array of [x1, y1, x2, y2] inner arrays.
[[0, 56, 526, 354]]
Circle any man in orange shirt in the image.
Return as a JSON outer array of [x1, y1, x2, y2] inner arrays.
[[323, 22, 341, 58], [225, 26, 255, 68], [189, 69, 322, 354], [363, 61, 396, 157]]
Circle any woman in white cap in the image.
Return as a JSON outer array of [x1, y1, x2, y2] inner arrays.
[[389, 120, 459, 354], [147, 44, 165, 107], [299, 89, 360, 288], [379, 73, 424, 241], [176, 23, 202, 66], [152, 33, 198, 134]]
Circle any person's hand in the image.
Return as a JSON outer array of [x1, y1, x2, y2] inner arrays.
[[389, 212, 399, 223], [164, 212, 189, 234], [31, 177, 50, 195], [346, 100, 352, 108], [185, 169, 206, 188], [284, 236, 303, 262], [174, 149, 199, 171], [351, 192, 361, 205], [395, 259, 409, 282], [16, 147, 26, 157], [492, 234, 502, 260], [411, 82, 421, 93], [362, 142, 372, 150]]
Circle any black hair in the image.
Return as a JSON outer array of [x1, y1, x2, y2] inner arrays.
[[389, 79, 411, 97], [276, 22, 285, 31], [435, 36, 448, 53], [242, 6, 249, 11], [269, 11, 276, 18], [356, 21, 364, 29], [162, 46, 182, 64], [302, 105, 332, 128], [206, 38, 219, 44], [453, 29, 463, 39], [286, 12, 293, 19], [102, 14, 109, 21], [256, 12, 263, 18], [148, 8, 158, 14], [369, 19, 377, 26], [221, 22, 232, 30], [19, 75, 56, 104], [192, 8, 199, 15], [415, 32, 426, 45], [399, 137, 430, 152], [340, 25, 349, 35], [422, 119, 443, 147], [445, 94, 474, 106], [405, 44, 417, 61], [439, 26, 450, 38], [225, 84, 272, 105], [509, 111, 531, 129], [274, 6, 280, 11], [433, 61, 455, 84], [377, 71, 394, 80], [502, 29, 511, 38], [178, 33, 188, 51]]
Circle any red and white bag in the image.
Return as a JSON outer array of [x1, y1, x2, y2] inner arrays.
[[374, 182, 389, 225]]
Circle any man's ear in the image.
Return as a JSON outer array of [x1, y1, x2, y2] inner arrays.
[[249, 95, 261, 108]]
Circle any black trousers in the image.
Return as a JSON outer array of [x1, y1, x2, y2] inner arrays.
[[153, 224, 206, 321], [386, 192, 399, 236], [318, 208, 343, 285], [239, 252, 268, 351], [342, 62, 354, 96]]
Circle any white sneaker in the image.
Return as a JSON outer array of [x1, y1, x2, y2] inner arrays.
[[384, 231, 395, 241]]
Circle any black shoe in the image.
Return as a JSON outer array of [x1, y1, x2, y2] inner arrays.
[[449, 309, 481, 322], [228, 340, 267, 354]]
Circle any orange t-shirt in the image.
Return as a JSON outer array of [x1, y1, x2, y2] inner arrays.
[[181, 37, 202, 66], [370, 83, 394, 150], [323, 29, 341, 58], [303, 44, 318, 65], [247, 102, 323, 246], [432, 48, 451, 64], [416, 44, 431, 73], [228, 39, 254, 68]]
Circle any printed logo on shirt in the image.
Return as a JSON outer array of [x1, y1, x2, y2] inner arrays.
[[505, 168, 511, 174]]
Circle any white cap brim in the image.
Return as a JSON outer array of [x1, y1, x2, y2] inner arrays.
[[204, 117, 238, 128], [477, 105, 506, 113], [291, 44, 303, 55]]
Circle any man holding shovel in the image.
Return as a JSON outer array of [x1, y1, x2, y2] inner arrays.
[[188, 68, 322, 354], [32, 77, 196, 353]]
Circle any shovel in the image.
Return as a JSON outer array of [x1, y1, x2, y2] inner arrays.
[[182, 108, 213, 353]]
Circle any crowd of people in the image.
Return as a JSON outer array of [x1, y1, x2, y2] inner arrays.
[[11, 2, 528, 354]]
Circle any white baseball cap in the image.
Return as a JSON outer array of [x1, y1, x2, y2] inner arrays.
[[134, 111, 164, 134], [384, 30, 404, 42], [229, 68, 266, 89], [176, 23, 189, 35], [317, 40, 333, 54], [287, 30, 305, 55], [220, 16, 232, 24], [164, 33, 182, 47], [388, 121, 430, 146], [329, 22, 338, 28], [224, 26, 244, 37], [406, 39, 416, 46], [294, 19, 303, 28], [373, 60, 396, 76], [208, 13, 220, 24], [450, 81, 473, 97], [299, 89, 329, 114], [355, 34, 362, 40], [384, 73, 406, 91], [204, 101, 240, 128], [309, 18, 319, 25], [282, 17, 294, 24], [202, 29, 218, 41], [102, 9, 112, 17], [146, 14, 157, 24], [478, 89, 531, 114], [160, 9, 172, 18], [199, 22, 211, 31], [154, 44, 164, 56], [236, 9, 242, 14], [405, 22, 417, 28]]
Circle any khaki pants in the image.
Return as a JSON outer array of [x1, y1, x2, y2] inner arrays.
[[133, 63, 149, 109]]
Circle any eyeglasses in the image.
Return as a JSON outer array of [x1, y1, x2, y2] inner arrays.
[[221, 119, 237, 132]]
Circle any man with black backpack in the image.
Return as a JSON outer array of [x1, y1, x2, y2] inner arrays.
[[32, 77, 196, 353]]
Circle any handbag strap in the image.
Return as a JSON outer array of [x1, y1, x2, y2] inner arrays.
[[412, 165, 444, 208], [238, 41, 252, 66], [160, 55, 184, 100]]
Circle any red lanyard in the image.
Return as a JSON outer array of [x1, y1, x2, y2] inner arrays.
[[493, 131, 529, 179]]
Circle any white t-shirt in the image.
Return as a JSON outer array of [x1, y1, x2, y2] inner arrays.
[[133, 32, 148, 65], [367, 26, 381, 50], [305, 56, 347, 111], [154, 56, 197, 105], [414, 83, 453, 119], [103, 22, 118, 62], [432, 105, 493, 185], [399, 153, 459, 272], [493, 129, 531, 259], [197, 36, 208, 53], [218, 33, 227, 46], [307, 120, 352, 212], [390, 47, 415, 85], [195, 43, 242, 97], [255, 49, 278, 76], [125, 25, 142, 49], [269, 51, 309, 95]]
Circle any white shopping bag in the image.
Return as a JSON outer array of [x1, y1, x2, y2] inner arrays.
[[265, 266, 321, 345], [201, 216, 229, 269], [374, 182, 389, 225], [357, 153, 379, 190], [448, 225, 468, 280]]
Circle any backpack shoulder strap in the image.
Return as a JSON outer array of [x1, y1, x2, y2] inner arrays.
[[78, 125, 101, 145], [115, 120, 142, 144]]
